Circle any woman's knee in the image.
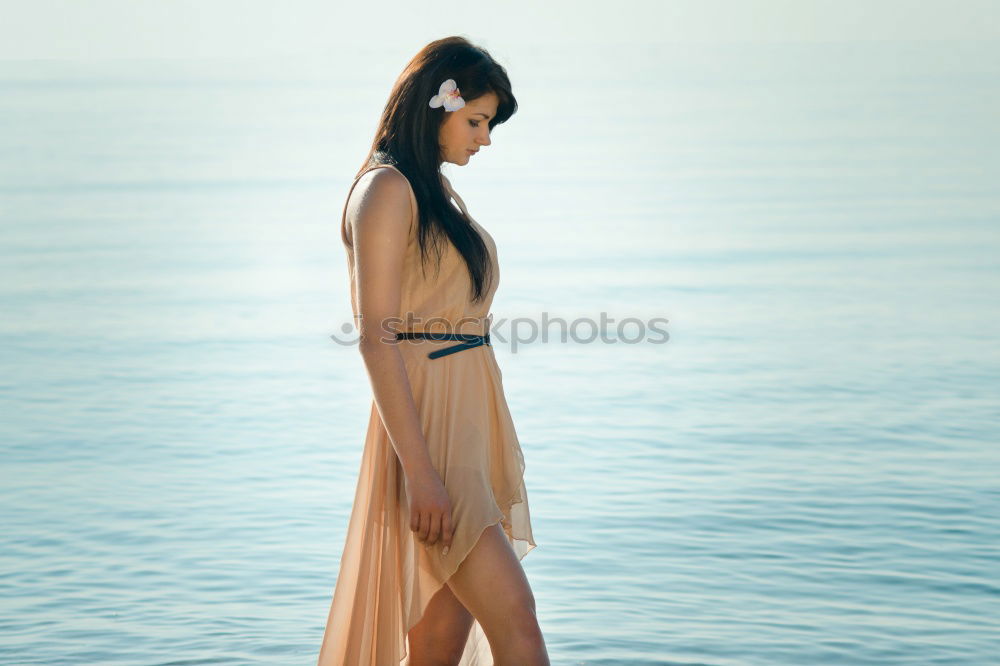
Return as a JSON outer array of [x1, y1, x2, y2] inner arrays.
[[447, 524, 533, 620], [506, 601, 542, 639], [407, 635, 468, 666], [407, 585, 473, 665]]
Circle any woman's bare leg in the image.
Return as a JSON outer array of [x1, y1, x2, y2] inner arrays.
[[407, 583, 475, 666], [445, 522, 550, 666]]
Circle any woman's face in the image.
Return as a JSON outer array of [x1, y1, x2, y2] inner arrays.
[[438, 91, 498, 166]]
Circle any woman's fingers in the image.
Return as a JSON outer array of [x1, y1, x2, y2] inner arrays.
[[426, 512, 441, 545], [417, 511, 430, 542], [411, 506, 454, 550], [440, 511, 453, 555]]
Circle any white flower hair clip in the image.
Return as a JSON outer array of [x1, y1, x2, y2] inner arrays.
[[428, 78, 466, 112]]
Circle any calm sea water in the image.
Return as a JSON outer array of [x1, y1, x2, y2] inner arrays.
[[2, 40, 999, 665]]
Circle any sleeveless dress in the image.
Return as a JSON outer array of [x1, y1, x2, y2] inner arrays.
[[317, 164, 537, 665]]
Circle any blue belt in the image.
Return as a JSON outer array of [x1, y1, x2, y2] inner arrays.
[[395, 331, 491, 359]]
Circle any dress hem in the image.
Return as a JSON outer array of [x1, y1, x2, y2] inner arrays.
[[397, 496, 538, 665]]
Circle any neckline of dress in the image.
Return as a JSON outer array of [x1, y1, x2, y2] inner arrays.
[[365, 163, 472, 221], [441, 176, 473, 220]]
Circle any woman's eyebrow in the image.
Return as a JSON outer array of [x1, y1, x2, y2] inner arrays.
[[473, 112, 494, 119]]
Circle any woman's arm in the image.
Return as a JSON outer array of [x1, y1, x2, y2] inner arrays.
[[350, 168, 435, 482], [350, 168, 454, 551]]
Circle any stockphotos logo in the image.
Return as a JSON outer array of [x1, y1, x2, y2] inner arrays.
[[329, 312, 670, 353]]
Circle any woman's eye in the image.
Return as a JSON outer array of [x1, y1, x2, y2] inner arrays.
[[469, 120, 479, 128]]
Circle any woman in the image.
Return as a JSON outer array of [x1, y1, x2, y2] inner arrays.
[[317, 37, 549, 666]]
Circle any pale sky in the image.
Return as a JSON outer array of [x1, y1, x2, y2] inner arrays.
[[0, 0, 997, 60]]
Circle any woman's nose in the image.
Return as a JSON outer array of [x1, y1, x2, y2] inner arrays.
[[479, 127, 491, 146]]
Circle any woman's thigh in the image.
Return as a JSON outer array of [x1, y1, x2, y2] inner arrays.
[[445, 521, 538, 638]]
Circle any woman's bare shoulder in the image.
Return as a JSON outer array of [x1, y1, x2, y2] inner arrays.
[[345, 167, 414, 243]]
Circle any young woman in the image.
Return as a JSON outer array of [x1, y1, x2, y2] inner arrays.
[[317, 37, 549, 666]]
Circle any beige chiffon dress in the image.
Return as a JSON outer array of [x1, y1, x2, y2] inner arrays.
[[317, 164, 537, 665]]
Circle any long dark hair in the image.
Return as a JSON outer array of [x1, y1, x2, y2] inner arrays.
[[357, 36, 517, 303]]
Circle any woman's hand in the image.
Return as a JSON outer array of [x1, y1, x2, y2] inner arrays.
[[407, 470, 455, 555]]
